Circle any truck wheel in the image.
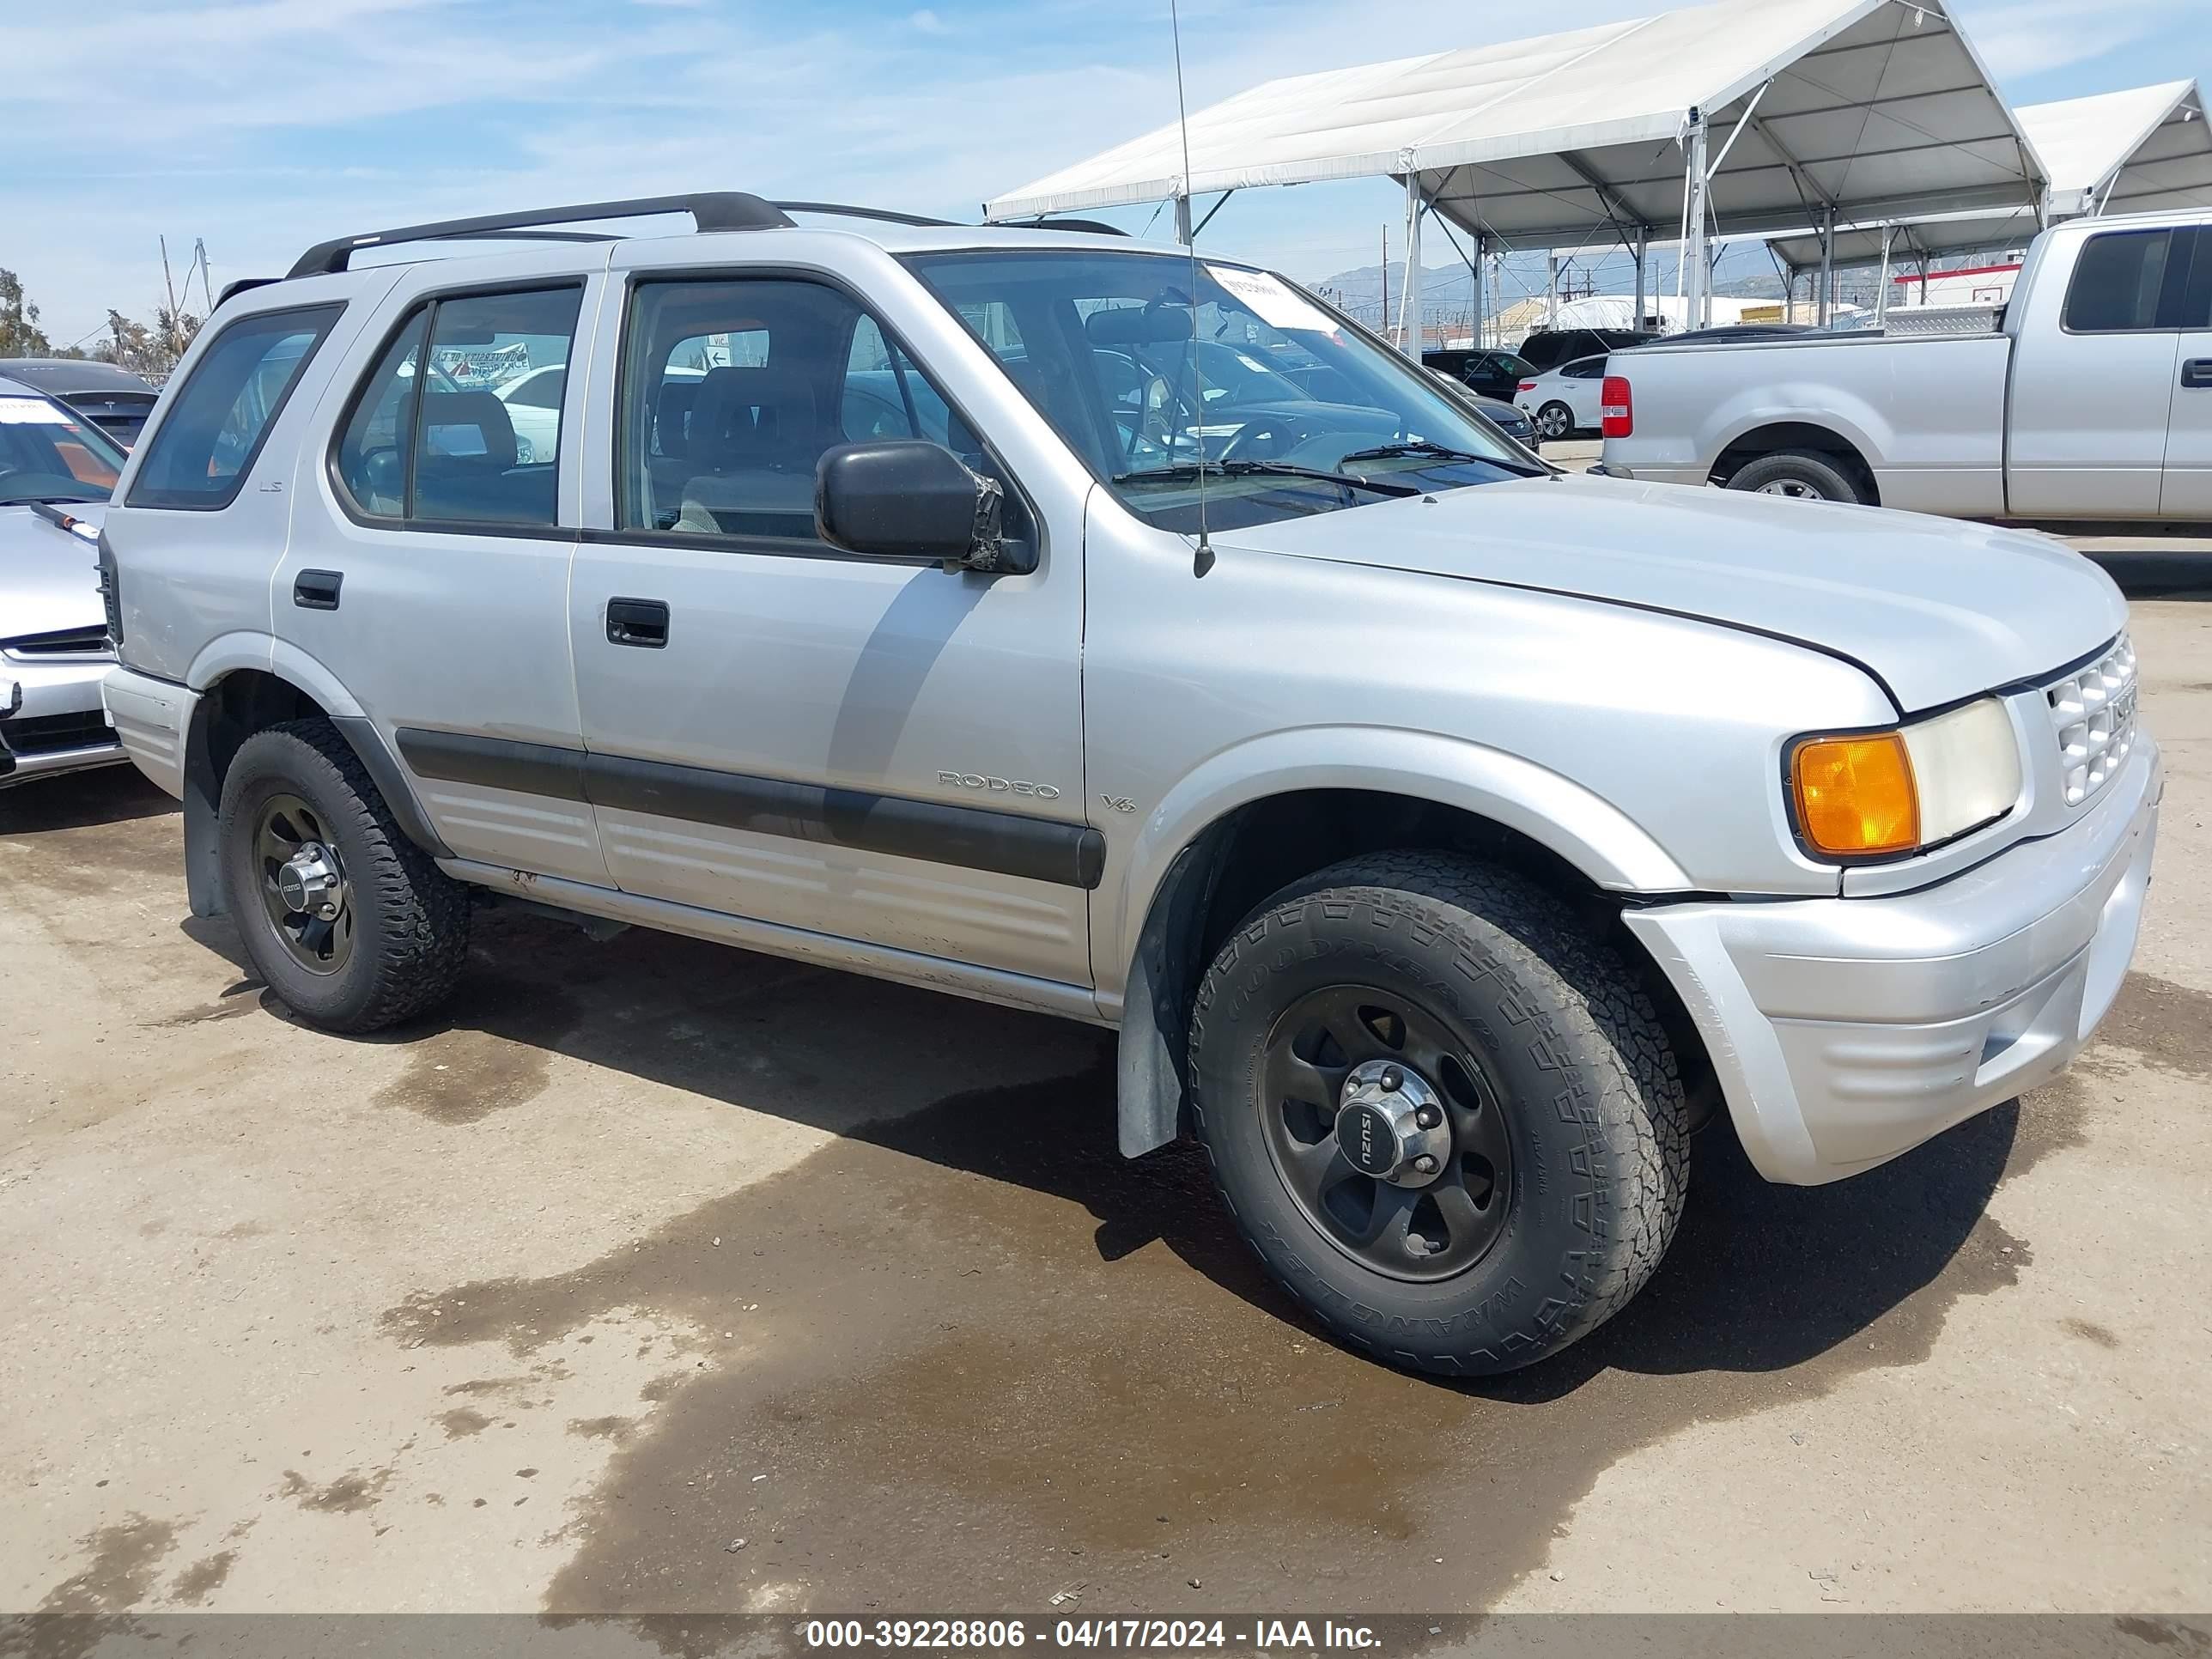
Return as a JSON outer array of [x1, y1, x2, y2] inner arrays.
[[1534, 401, 1575, 441], [1188, 852, 1689, 1376], [217, 719, 470, 1033], [1724, 449, 1866, 504]]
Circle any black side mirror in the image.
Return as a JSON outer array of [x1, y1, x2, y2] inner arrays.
[[815, 440, 1021, 573]]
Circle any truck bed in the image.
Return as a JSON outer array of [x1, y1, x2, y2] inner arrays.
[[1603, 329, 2014, 518]]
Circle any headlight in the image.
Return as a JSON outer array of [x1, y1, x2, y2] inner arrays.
[[1788, 697, 2021, 860]]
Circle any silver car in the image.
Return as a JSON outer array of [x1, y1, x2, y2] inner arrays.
[[99, 196, 2159, 1376], [0, 375, 127, 787]]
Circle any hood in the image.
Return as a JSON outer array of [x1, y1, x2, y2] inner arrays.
[[1227, 475, 2125, 714], [0, 502, 109, 645]]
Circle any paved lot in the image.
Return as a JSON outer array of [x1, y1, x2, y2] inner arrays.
[[3, 551, 2209, 1625]]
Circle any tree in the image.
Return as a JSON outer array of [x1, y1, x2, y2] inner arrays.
[[0, 269, 52, 356], [95, 309, 155, 374]]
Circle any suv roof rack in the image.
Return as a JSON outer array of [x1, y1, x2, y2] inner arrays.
[[771, 202, 958, 228], [287, 191, 796, 278], [994, 216, 1128, 237]]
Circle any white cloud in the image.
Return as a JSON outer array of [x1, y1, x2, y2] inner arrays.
[[909, 8, 947, 33]]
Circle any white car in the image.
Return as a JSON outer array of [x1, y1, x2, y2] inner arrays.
[[1514, 354, 1609, 442], [491, 363, 568, 465]]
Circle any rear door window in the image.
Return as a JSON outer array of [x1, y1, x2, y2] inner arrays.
[[331, 285, 582, 528], [126, 305, 342, 508]]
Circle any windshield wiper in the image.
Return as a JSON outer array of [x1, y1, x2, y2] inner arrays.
[[1336, 441, 1489, 463], [1113, 460, 1421, 498], [1339, 439, 1552, 478]]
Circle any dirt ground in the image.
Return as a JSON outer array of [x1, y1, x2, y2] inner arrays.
[[3, 551, 2209, 1627]]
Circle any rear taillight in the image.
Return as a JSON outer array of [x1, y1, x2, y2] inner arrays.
[[96, 530, 124, 648], [1601, 376, 1633, 440], [1517, 380, 1539, 393]]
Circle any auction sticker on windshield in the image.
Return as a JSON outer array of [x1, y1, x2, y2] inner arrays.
[[0, 397, 73, 425], [1205, 265, 1335, 334]]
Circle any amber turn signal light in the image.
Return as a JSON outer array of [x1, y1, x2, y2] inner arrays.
[[1790, 732, 1920, 857]]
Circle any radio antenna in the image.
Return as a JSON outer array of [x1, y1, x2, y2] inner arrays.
[[1169, 0, 1214, 577]]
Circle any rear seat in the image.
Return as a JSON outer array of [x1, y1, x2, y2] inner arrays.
[[413, 390, 554, 524]]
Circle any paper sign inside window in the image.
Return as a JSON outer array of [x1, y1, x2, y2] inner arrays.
[[0, 398, 72, 426], [1205, 266, 1335, 335]]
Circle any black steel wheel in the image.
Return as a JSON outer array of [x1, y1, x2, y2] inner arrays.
[[1188, 851, 1690, 1376], [252, 792, 356, 976], [1261, 985, 1513, 1282]]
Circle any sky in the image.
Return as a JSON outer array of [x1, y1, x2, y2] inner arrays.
[[3, 0, 2206, 346]]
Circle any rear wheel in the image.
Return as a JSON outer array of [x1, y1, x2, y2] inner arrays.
[[1534, 401, 1575, 441], [1723, 448, 1867, 504], [1188, 853, 1689, 1376], [218, 719, 470, 1032]]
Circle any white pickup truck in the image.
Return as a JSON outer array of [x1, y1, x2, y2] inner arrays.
[[1600, 208, 2212, 528]]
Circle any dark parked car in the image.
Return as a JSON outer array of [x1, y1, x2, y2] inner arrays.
[[1514, 327, 1655, 375], [1422, 347, 1535, 400], [0, 359, 161, 447]]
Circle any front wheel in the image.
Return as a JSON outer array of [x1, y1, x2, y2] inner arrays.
[[218, 719, 471, 1032], [1188, 853, 1689, 1376]]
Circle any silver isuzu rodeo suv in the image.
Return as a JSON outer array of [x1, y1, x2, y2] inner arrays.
[[97, 195, 2160, 1376]]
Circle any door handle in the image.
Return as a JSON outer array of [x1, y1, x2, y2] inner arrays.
[[293, 569, 343, 611], [2184, 359, 2212, 390], [605, 597, 669, 648]]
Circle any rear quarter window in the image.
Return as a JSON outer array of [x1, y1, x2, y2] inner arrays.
[[127, 304, 343, 509]]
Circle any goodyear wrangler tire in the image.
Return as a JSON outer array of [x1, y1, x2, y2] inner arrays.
[[1188, 852, 1689, 1376], [218, 719, 471, 1034]]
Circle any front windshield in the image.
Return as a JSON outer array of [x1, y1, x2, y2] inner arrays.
[[904, 249, 1545, 532], [0, 388, 127, 505]]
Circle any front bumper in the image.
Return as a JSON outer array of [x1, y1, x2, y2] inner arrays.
[[0, 655, 126, 787], [1626, 738, 2162, 1185]]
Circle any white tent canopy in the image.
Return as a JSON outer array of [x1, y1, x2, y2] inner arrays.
[[987, 0, 2042, 242], [987, 0, 2043, 344], [1766, 80, 2212, 274], [2031, 79, 2212, 218]]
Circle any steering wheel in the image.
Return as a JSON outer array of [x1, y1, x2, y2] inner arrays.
[[1216, 416, 1297, 464], [1136, 372, 1177, 458]]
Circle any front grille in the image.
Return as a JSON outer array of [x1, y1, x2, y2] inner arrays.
[[2, 626, 115, 662], [3, 710, 112, 756], [2045, 635, 2137, 808]]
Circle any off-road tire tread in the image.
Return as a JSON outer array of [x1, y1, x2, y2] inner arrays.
[[221, 719, 470, 1033], [1187, 850, 1689, 1376]]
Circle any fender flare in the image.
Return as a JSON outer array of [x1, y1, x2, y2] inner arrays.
[[1705, 398, 1887, 483], [1109, 726, 1693, 1158], [177, 639, 449, 920]]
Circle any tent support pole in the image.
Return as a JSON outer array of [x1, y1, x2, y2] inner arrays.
[[1546, 250, 1559, 330], [1818, 206, 1836, 327], [1174, 193, 1193, 246], [1472, 233, 1486, 352], [1875, 224, 1894, 328], [1401, 171, 1424, 358], [1634, 226, 1648, 330], [1683, 114, 1711, 330]]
